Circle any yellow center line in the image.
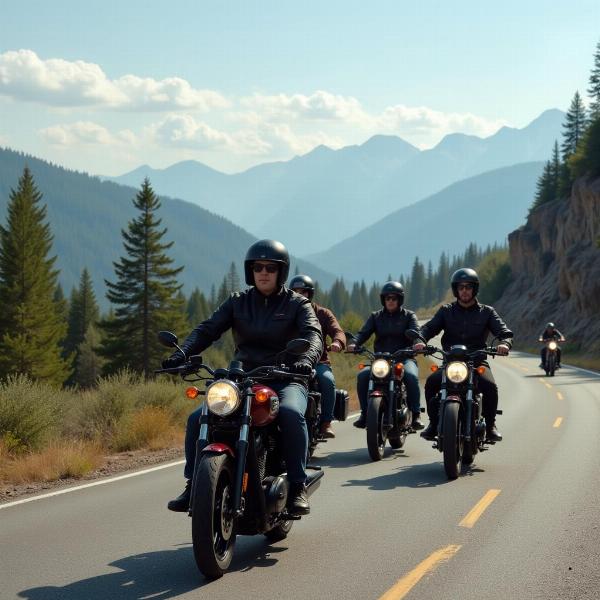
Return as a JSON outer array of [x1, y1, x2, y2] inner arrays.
[[538, 377, 545, 384], [545, 382, 552, 389], [378, 545, 462, 600], [557, 392, 564, 400], [553, 417, 563, 428], [459, 489, 501, 528]]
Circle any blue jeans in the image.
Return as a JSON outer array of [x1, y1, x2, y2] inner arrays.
[[315, 363, 336, 423], [184, 381, 308, 484], [357, 359, 421, 415]]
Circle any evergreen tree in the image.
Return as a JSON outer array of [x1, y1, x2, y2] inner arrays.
[[436, 251, 450, 301], [588, 40, 600, 121], [225, 261, 241, 293], [65, 268, 99, 358], [561, 91, 587, 159], [409, 257, 425, 309], [98, 178, 186, 378], [328, 278, 350, 316], [424, 260, 434, 307], [0, 167, 70, 385], [187, 287, 210, 326], [73, 324, 105, 388]]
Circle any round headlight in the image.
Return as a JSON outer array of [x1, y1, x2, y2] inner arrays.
[[548, 341, 557, 350], [446, 361, 469, 383], [206, 380, 240, 416], [372, 359, 391, 379]]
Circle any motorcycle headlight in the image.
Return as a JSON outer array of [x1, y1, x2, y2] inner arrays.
[[548, 341, 557, 350], [446, 361, 469, 383], [372, 359, 391, 379], [206, 380, 240, 416]]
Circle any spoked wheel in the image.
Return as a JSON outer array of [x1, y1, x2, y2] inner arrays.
[[265, 519, 293, 542], [442, 402, 462, 480], [191, 453, 236, 579], [367, 395, 387, 461]]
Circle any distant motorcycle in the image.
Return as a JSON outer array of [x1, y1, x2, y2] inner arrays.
[[156, 331, 323, 579], [347, 333, 418, 461], [410, 331, 504, 479], [539, 336, 564, 377]]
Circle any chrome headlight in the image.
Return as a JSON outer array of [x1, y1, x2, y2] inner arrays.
[[446, 361, 469, 383], [548, 341, 557, 350], [372, 359, 391, 379], [206, 380, 241, 416]]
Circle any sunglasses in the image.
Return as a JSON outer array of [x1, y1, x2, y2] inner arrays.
[[457, 283, 474, 290], [384, 295, 399, 301], [252, 263, 279, 274]]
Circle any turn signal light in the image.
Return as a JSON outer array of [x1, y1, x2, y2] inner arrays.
[[394, 363, 404, 377], [476, 366, 486, 375], [430, 365, 439, 372], [254, 388, 270, 403], [242, 472, 248, 492], [186, 387, 200, 399], [358, 363, 365, 370]]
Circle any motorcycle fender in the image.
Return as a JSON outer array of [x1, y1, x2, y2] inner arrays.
[[200, 442, 235, 457], [370, 390, 384, 397], [444, 394, 462, 405]]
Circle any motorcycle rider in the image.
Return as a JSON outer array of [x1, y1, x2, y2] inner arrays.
[[414, 268, 512, 443], [348, 281, 423, 430], [289, 274, 346, 438], [539, 322, 565, 369], [162, 240, 323, 515]]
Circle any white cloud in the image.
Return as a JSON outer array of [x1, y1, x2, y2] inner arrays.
[[0, 49, 229, 111], [40, 121, 137, 147]]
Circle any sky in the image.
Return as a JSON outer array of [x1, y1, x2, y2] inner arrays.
[[1, 0, 599, 176]]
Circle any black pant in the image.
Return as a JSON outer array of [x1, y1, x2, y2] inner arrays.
[[424, 367, 499, 427], [541, 347, 561, 365]]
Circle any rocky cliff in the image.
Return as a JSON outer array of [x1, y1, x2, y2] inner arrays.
[[496, 176, 600, 353]]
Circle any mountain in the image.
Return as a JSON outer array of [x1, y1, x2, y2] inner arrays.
[[107, 109, 564, 256], [0, 148, 335, 311], [309, 161, 545, 282]]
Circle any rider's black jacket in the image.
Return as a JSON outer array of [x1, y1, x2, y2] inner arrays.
[[540, 328, 564, 341], [420, 301, 513, 354], [355, 308, 420, 354], [176, 286, 323, 371]]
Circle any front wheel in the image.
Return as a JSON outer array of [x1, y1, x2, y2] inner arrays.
[[191, 453, 236, 579], [367, 395, 386, 461], [442, 402, 462, 480]]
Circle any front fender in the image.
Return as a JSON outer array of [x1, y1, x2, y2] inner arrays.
[[200, 442, 235, 457]]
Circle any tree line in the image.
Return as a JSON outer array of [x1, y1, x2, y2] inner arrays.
[[532, 39, 600, 211]]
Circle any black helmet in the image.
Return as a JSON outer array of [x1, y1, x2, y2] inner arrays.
[[289, 274, 315, 300], [451, 268, 479, 298], [244, 239, 290, 287], [546, 322, 555, 329], [380, 281, 404, 306]]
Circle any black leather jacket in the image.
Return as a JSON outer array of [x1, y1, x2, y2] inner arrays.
[[355, 307, 420, 354], [421, 301, 513, 353], [178, 286, 323, 370], [540, 328, 564, 341]]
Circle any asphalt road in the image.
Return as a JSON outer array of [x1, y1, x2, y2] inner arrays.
[[2, 352, 599, 600]]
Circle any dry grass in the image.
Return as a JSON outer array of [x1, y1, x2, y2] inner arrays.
[[0, 440, 103, 484], [112, 406, 184, 452]]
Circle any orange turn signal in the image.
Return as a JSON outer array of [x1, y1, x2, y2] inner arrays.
[[242, 472, 248, 492], [476, 366, 486, 375], [394, 363, 404, 377], [358, 363, 365, 370], [430, 365, 439, 372], [254, 389, 270, 403], [186, 386, 200, 399]]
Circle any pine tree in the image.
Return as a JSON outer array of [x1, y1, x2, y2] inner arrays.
[[0, 167, 70, 385], [73, 324, 105, 388], [588, 40, 600, 121], [409, 257, 425, 309], [187, 287, 210, 326], [561, 91, 587, 159], [65, 268, 99, 358], [98, 178, 187, 378], [436, 251, 450, 302]]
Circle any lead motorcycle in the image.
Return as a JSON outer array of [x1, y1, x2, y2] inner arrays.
[[539, 336, 564, 377], [156, 331, 323, 579], [410, 331, 504, 479], [347, 333, 419, 461]]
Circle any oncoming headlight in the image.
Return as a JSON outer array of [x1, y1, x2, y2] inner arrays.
[[372, 359, 391, 379], [446, 361, 469, 383], [548, 341, 558, 350], [206, 380, 240, 416]]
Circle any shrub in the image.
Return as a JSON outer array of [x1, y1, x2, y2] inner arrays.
[[111, 406, 181, 452]]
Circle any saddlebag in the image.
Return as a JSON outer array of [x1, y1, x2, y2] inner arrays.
[[334, 389, 350, 421]]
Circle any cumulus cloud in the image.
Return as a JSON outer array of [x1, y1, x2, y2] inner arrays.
[[0, 49, 229, 111], [40, 121, 137, 146]]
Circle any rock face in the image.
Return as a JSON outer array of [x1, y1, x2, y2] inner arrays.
[[496, 176, 600, 353]]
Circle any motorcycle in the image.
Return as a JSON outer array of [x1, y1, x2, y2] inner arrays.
[[539, 336, 564, 377], [156, 331, 324, 579], [347, 333, 419, 461], [410, 331, 504, 479]]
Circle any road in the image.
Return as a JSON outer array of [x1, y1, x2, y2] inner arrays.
[[2, 352, 599, 600]]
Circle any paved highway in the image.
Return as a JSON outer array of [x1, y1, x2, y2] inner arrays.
[[2, 352, 599, 599]]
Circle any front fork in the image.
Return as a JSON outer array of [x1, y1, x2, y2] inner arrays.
[[436, 370, 475, 442]]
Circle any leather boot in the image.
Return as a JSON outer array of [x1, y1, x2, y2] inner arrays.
[[486, 424, 503, 442], [411, 412, 424, 430], [420, 421, 437, 440], [353, 413, 366, 428], [288, 483, 310, 515], [320, 421, 335, 438], [167, 480, 191, 512]]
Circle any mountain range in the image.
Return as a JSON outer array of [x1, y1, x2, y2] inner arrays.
[[108, 109, 564, 256]]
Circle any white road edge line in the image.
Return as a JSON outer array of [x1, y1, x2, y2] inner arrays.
[[0, 459, 185, 510]]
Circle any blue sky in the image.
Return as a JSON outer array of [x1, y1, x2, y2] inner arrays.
[[1, 1, 599, 174]]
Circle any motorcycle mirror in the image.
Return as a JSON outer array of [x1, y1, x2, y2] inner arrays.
[[285, 338, 310, 355], [158, 331, 178, 347]]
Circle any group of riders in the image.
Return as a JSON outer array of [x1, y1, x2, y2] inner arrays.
[[162, 239, 564, 517]]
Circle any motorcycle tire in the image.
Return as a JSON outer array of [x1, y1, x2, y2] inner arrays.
[[191, 453, 236, 579], [265, 519, 294, 542], [367, 395, 386, 461], [442, 402, 462, 480]]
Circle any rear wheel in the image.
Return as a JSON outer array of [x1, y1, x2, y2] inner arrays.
[[191, 453, 236, 579], [367, 395, 386, 461], [442, 402, 462, 480]]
